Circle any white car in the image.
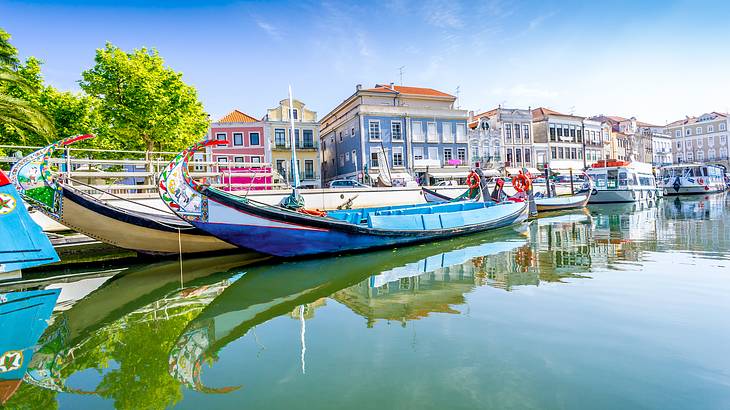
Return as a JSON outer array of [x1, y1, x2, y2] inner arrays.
[[328, 179, 371, 189]]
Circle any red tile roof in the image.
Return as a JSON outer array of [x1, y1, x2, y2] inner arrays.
[[531, 107, 567, 120], [217, 109, 259, 123], [364, 84, 454, 98]]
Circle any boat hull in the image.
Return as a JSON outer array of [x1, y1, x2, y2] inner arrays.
[[660, 184, 726, 196], [54, 188, 236, 255], [588, 188, 659, 204], [535, 194, 590, 211]]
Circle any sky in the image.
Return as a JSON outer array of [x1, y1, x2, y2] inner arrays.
[[2, 0, 730, 125]]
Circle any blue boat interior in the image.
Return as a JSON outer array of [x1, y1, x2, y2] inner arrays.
[[327, 201, 507, 230]]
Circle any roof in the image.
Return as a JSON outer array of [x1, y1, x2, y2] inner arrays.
[[636, 120, 661, 128], [364, 84, 454, 98], [531, 107, 577, 120], [217, 109, 259, 123], [665, 112, 728, 128]]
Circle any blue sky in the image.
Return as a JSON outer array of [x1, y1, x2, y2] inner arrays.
[[2, 0, 729, 125]]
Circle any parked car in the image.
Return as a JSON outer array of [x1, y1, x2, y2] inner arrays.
[[434, 180, 460, 187], [328, 179, 371, 189]]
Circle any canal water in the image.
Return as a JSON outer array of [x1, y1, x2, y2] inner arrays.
[[2, 194, 729, 409]]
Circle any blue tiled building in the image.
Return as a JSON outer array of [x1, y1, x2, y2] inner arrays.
[[319, 84, 469, 185]]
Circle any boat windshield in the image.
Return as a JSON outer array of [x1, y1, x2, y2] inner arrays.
[[592, 173, 607, 188], [607, 169, 619, 189], [618, 171, 628, 187]]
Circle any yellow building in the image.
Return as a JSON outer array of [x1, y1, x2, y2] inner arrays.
[[264, 99, 321, 188]]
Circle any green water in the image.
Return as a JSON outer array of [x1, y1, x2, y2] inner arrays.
[[3, 194, 730, 409]]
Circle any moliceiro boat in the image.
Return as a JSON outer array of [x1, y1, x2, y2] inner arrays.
[[586, 160, 661, 203], [159, 140, 529, 257], [658, 163, 726, 195], [9, 135, 235, 255], [422, 170, 591, 213]]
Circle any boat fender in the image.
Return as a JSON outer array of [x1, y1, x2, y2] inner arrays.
[[591, 188, 598, 196], [511, 173, 531, 193], [467, 171, 480, 189], [299, 208, 327, 217], [698, 178, 704, 185]]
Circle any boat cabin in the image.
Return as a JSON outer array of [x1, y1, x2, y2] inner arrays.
[[587, 160, 656, 191]]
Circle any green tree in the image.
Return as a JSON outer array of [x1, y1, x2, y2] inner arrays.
[[80, 43, 209, 154], [0, 28, 55, 144]]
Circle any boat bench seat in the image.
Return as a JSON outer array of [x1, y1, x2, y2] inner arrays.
[[367, 202, 500, 230]]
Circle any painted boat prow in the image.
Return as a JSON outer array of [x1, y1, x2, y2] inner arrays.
[[9, 136, 235, 255]]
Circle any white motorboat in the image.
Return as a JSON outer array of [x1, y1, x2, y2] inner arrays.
[[586, 160, 661, 203], [658, 163, 726, 195]]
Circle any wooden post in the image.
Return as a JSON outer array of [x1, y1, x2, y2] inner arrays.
[[570, 169, 575, 195]]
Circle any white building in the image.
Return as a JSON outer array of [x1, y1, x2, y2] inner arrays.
[[468, 107, 534, 173], [664, 112, 729, 168]]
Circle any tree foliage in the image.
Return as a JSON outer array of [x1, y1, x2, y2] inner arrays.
[[80, 44, 209, 153]]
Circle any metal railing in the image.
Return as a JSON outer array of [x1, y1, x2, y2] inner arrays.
[[0, 144, 289, 196]]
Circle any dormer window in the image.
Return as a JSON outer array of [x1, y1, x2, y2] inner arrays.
[[291, 109, 299, 120]]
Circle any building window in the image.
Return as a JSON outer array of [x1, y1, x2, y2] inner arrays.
[[523, 124, 530, 142], [234, 156, 244, 163], [549, 124, 556, 141], [370, 151, 379, 167], [524, 148, 531, 163], [304, 160, 314, 179], [339, 154, 345, 167], [558, 147, 564, 159], [352, 150, 357, 166], [392, 147, 404, 167], [345, 151, 350, 161], [675, 130, 681, 138], [515, 148, 522, 163], [697, 151, 704, 161], [442, 122, 453, 142], [708, 125, 714, 133], [216, 132, 227, 146], [697, 138, 703, 148], [303, 130, 314, 148], [427, 122, 438, 142], [686, 140, 692, 148], [293, 129, 300, 147], [504, 124, 512, 143], [514, 123, 521, 143], [369, 120, 381, 140], [351, 127, 356, 137], [339, 131, 343, 142], [557, 126, 563, 138], [551, 147, 557, 159], [233, 132, 243, 146], [249, 132, 260, 146], [456, 124, 466, 142], [412, 121, 424, 142], [720, 135, 727, 145], [391, 121, 403, 141], [577, 149, 582, 159], [696, 127, 702, 134], [687, 152, 693, 161], [217, 156, 228, 163], [275, 129, 286, 147], [720, 123, 726, 131], [506, 148, 513, 163], [457, 148, 466, 162], [570, 127, 576, 138], [444, 148, 453, 162], [721, 147, 728, 158], [291, 109, 298, 120], [686, 128, 691, 136], [708, 149, 716, 160], [413, 147, 424, 160], [571, 148, 577, 159]]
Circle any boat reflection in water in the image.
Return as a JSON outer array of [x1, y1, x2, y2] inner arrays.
[[0, 289, 59, 405]]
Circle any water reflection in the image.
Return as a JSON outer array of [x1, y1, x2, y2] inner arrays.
[[2, 193, 729, 408]]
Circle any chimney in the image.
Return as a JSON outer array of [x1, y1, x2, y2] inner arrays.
[[356, 84, 362, 91], [389, 82, 395, 89]]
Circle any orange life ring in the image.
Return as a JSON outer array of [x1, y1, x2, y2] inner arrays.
[[467, 171, 481, 189], [511, 173, 531, 193]]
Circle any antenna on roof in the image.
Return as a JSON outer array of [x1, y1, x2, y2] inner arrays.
[[399, 66, 405, 86]]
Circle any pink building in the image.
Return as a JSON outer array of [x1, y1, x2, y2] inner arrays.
[[208, 109, 267, 163], [206, 109, 272, 190]]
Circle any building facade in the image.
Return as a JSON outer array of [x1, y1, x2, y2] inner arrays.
[[264, 98, 320, 188], [319, 84, 469, 185], [583, 118, 605, 167], [468, 107, 535, 173], [531, 107, 585, 171], [665, 112, 729, 168], [207, 110, 267, 164]]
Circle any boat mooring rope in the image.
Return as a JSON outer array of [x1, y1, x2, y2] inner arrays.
[[67, 177, 176, 215], [178, 227, 183, 288]]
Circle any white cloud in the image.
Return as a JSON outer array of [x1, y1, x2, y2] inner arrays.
[[423, 0, 464, 29], [256, 19, 281, 40]]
